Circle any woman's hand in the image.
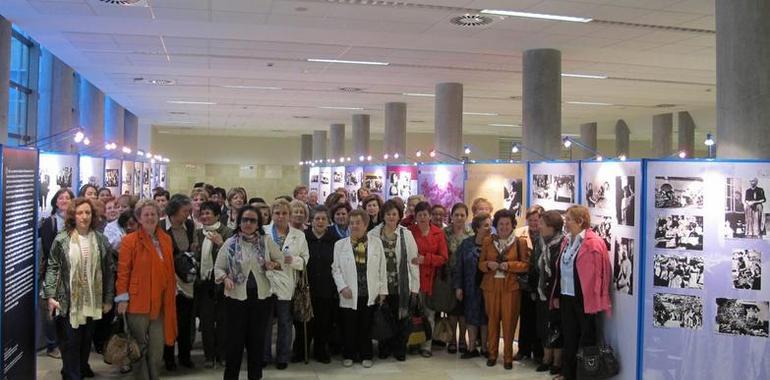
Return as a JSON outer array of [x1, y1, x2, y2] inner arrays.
[[499, 262, 509, 271], [340, 287, 353, 299], [378, 294, 387, 304], [284, 255, 293, 265], [47, 298, 60, 318], [411, 256, 425, 265], [455, 289, 464, 301], [224, 277, 235, 290], [103, 303, 113, 314], [487, 261, 499, 271], [116, 301, 128, 315], [209, 233, 223, 246]]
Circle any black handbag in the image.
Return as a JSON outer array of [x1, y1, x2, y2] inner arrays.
[[406, 297, 432, 346], [174, 252, 198, 283], [372, 302, 396, 342], [576, 318, 620, 380]]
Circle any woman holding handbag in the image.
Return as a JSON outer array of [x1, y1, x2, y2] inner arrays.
[[549, 206, 612, 380], [441, 203, 473, 354], [214, 205, 284, 380], [478, 209, 529, 369], [193, 201, 233, 369], [44, 197, 115, 379], [332, 210, 388, 368], [368, 200, 420, 361]]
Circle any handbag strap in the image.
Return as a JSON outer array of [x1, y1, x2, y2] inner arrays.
[[122, 312, 130, 334]]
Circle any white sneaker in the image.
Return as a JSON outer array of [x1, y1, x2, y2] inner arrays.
[[342, 359, 354, 367], [362, 360, 373, 368]]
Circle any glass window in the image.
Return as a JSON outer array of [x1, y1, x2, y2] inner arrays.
[[7, 28, 34, 146], [10, 35, 30, 86]]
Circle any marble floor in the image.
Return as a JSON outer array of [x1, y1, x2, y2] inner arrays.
[[37, 343, 555, 380]]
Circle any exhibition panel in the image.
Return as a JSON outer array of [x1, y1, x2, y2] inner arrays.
[[120, 160, 134, 196], [529, 161, 580, 211], [642, 160, 770, 380], [464, 163, 527, 225], [104, 158, 121, 196], [319, 166, 332, 201], [344, 165, 363, 204], [386, 165, 418, 200], [309, 166, 320, 196], [78, 155, 104, 189], [132, 161, 142, 196], [38, 152, 78, 218], [332, 166, 345, 196], [362, 165, 386, 199], [417, 164, 465, 213]]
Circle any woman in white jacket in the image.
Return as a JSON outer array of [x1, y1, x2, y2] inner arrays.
[[332, 209, 387, 368], [262, 199, 309, 370], [367, 199, 420, 361]]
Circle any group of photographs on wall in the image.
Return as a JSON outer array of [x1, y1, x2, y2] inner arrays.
[[649, 167, 768, 342], [532, 174, 576, 204]]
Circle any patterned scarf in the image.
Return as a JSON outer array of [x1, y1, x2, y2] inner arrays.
[[225, 232, 264, 284], [68, 231, 103, 327], [351, 235, 368, 264], [200, 222, 221, 280], [493, 233, 517, 261], [537, 232, 563, 301]]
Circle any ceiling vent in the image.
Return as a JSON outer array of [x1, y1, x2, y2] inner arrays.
[[450, 14, 493, 27], [98, 0, 147, 6]]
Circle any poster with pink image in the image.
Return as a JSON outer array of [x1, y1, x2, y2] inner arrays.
[[418, 164, 465, 211]]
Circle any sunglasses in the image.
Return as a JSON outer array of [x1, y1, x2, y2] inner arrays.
[[240, 217, 259, 224]]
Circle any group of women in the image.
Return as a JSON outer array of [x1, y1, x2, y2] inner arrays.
[[39, 182, 612, 380]]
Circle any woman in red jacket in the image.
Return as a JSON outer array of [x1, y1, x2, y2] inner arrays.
[[549, 205, 612, 380], [408, 201, 448, 357]]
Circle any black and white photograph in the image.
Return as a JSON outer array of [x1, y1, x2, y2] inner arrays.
[[333, 169, 343, 184], [725, 177, 769, 239], [585, 179, 612, 209], [503, 178, 523, 217], [732, 249, 762, 290], [591, 216, 613, 251], [715, 298, 769, 337], [654, 176, 704, 209], [653, 293, 703, 330], [345, 171, 359, 187], [654, 215, 704, 250], [320, 172, 330, 185], [310, 174, 319, 184], [614, 237, 634, 295], [55, 166, 73, 188], [653, 253, 704, 289], [616, 176, 636, 226], [364, 173, 383, 193], [532, 174, 575, 203]]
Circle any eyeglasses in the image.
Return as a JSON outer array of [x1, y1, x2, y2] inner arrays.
[[240, 217, 259, 224]]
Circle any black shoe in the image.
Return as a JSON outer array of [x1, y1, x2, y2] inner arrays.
[[276, 362, 288, 370], [460, 350, 480, 359], [486, 359, 496, 367], [395, 354, 406, 362], [165, 361, 177, 371], [180, 358, 194, 368], [481, 350, 489, 359], [81, 366, 95, 378], [458, 344, 468, 354], [432, 340, 446, 348], [536, 363, 551, 372], [378, 351, 389, 359], [447, 343, 457, 354], [550, 366, 562, 375], [512, 353, 528, 361], [315, 356, 331, 364], [291, 355, 303, 363], [504, 362, 513, 370]]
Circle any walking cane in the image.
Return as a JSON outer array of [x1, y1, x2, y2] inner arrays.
[[304, 319, 309, 364]]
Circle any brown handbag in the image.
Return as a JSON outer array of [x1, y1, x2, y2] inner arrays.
[[103, 314, 141, 367], [292, 269, 314, 322]]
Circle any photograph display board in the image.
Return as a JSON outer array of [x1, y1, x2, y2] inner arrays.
[[78, 155, 104, 188], [529, 161, 579, 211], [332, 166, 345, 195], [580, 161, 641, 380], [464, 163, 527, 225], [141, 161, 152, 198], [642, 161, 770, 380], [121, 160, 134, 195], [1, 147, 38, 377], [363, 165, 386, 197], [308, 166, 320, 195], [151, 162, 161, 191], [345, 166, 363, 205], [133, 161, 143, 196], [38, 152, 78, 218], [319, 166, 333, 201], [417, 164, 465, 213], [104, 158, 121, 196], [386, 165, 418, 200], [158, 163, 168, 189]]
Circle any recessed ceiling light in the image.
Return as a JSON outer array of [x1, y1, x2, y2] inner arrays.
[[566, 101, 613, 106], [318, 106, 364, 110], [561, 73, 607, 79], [402, 92, 435, 97], [489, 123, 521, 127], [464, 112, 499, 116], [222, 85, 282, 90], [307, 58, 389, 66], [167, 100, 216, 105], [481, 9, 592, 23]]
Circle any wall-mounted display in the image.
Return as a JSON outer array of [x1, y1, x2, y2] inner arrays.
[[79, 155, 104, 188], [653, 253, 705, 289], [319, 166, 332, 201], [133, 161, 143, 196], [714, 298, 769, 337], [121, 160, 134, 195], [731, 249, 762, 290], [725, 175, 770, 239], [309, 166, 320, 196], [464, 163, 528, 225], [332, 166, 345, 195], [345, 166, 363, 205], [105, 158, 121, 196], [158, 163, 168, 189], [39, 152, 79, 218], [142, 161, 152, 198], [652, 292, 703, 329], [386, 165, 418, 200], [529, 162, 579, 211], [654, 176, 704, 209], [417, 164, 464, 213], [363, 165, 386, 196]]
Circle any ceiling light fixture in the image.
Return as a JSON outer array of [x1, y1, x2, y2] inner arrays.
[[73, 131, 85, 143], [167, 100, 216, 105], [463, 112, 499, 116], [567, 101, 614, 106], [464, 145, 472, 155], [393, 153, 400, 159], [561, 73, 608, 79], [402, 92, 435, 97], [307, 58, 389, 66], [480, 9, 592, 23], [318, 106, 364, 110], [489, 123, 521, 127], [122, 146, 132, 154], [82, 137, 90, 146]]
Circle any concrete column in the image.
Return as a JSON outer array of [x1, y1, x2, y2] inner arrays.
[[652, 113, 674, 157], [615, 120, 630, 157], [38, 50, 77, 152], [329, 123, 345, 160], [312, 130, 327, 162], [124, 111, 138, 149], [434, 83, 463, 158], [352, 114, 370, 158], [678, 111, 696, 158], [105, 97, 125, 147], [384, 102, 407, 157], [716, 0, 770, 159], [0, 16, 11, 145], [300, 134, 313, 186], [522, 49, 562, 160], [579, 122, 598, 159], [79, 79, 105, 149]]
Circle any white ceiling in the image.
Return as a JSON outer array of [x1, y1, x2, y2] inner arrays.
[[0, 0, 716, 139]]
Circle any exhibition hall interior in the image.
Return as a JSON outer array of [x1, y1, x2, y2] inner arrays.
[[0, 0, 767, 379]]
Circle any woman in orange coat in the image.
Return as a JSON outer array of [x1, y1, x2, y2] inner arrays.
[[115, 199, 177, 380], [478, 209, 529, 369]]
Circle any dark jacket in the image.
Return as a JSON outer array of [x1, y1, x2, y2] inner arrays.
[[161, 218, 196, 257], [43, 230, 115, 317], [305, 228, 338, 299], [39, 215, 60, 279], [193, 223, 233, 282]]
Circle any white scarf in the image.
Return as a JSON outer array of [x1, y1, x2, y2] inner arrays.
[[200, 222, 222, 280], [493, 233, 516, 278]]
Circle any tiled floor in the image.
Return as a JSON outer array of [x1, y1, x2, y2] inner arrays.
[[37, 344, 554, 380]]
